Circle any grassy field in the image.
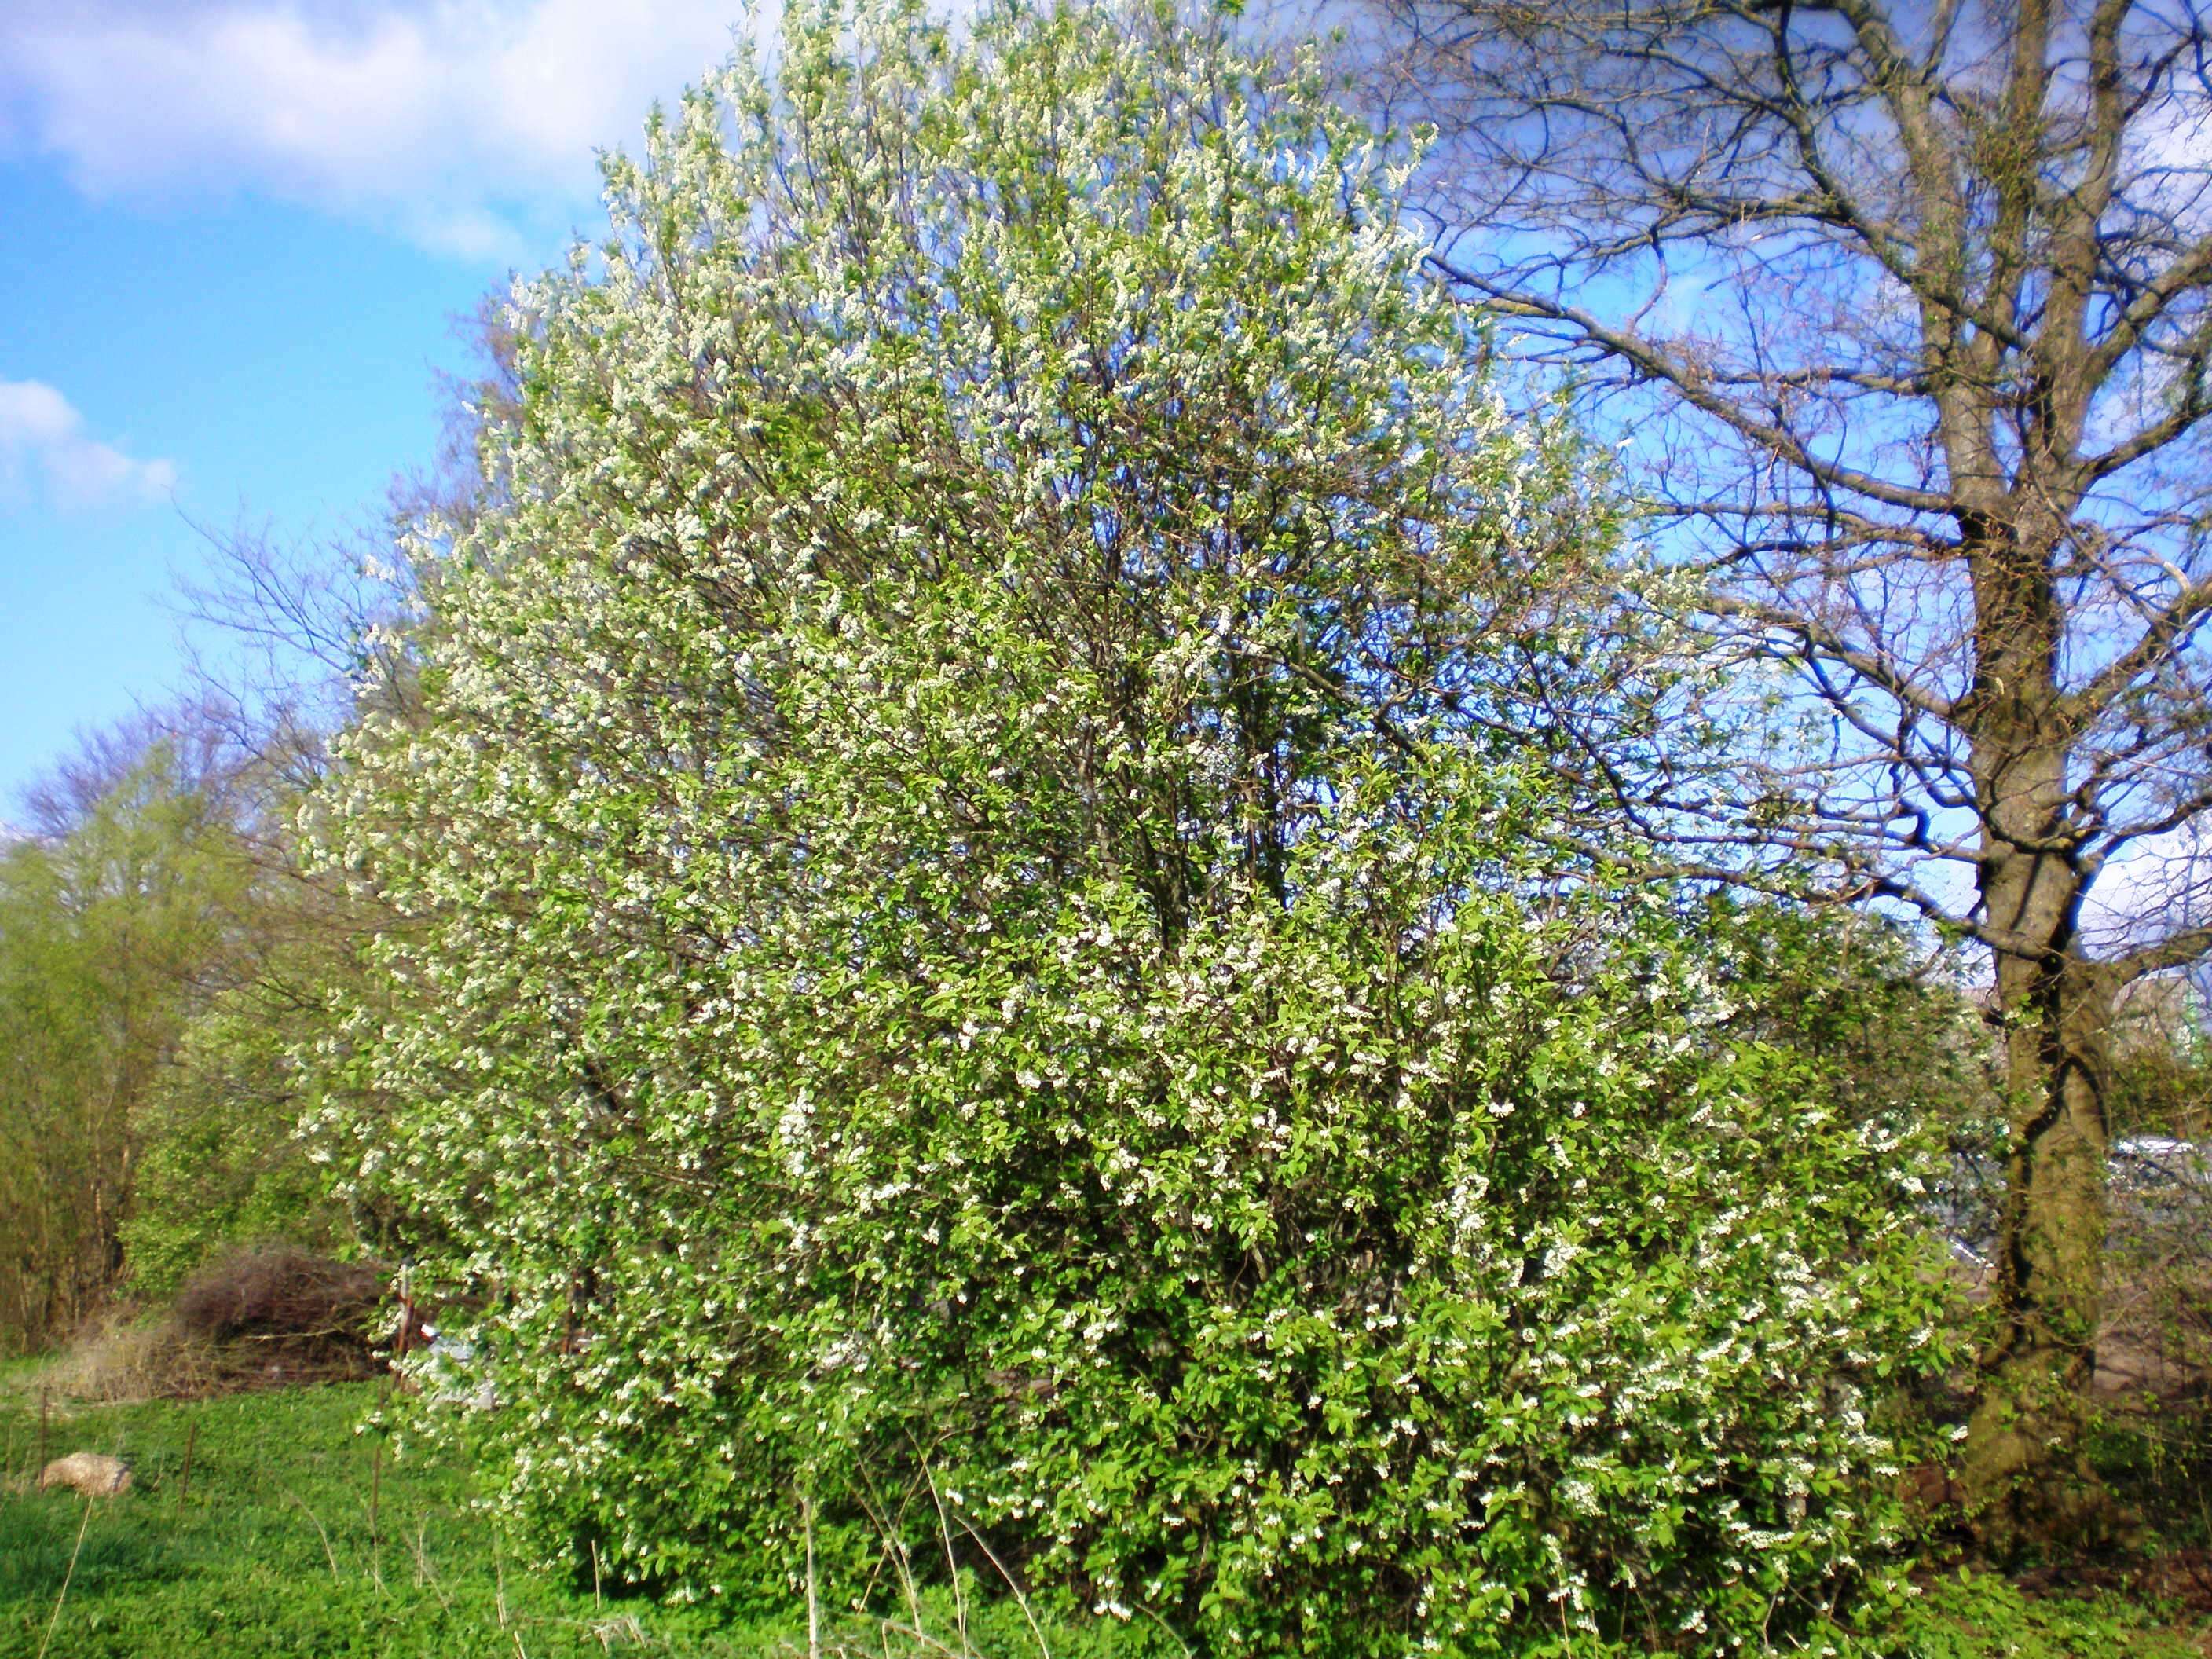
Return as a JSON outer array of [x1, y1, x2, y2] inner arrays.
[[0, 1383, 770, 1657], [0, 1382, 1144, 1659], [0, 1377, 2204, 1658]]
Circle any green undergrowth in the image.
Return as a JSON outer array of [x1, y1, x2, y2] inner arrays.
[[1862, 1570, 2208, 1659], [0, 1382, 1143, 1659], [0, 1382, 2203, 1658]]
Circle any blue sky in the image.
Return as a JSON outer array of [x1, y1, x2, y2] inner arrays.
[[0, 0, 760, 811]]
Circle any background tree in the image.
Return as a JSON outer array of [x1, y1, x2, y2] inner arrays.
[[0, 724, 247, 1349], [1359, 0, 2212, 1534], [0, 702, 368, 1351]]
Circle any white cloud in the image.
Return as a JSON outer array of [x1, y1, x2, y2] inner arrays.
[[0, 379, 178, 509], [0, 0, 765, 258]]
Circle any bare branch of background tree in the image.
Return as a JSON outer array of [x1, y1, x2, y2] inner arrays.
[[1350, 0, 2212, 1535]]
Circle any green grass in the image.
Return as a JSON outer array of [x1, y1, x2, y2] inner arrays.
[[0, 1382, 2203, 1658], [0, 1383, 760, 1657], [0, 1382, 1137, 1659]]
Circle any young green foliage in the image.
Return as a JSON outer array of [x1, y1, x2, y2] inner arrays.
[[311, 3, 1955, 1650], [0, 742, 256, 1350]]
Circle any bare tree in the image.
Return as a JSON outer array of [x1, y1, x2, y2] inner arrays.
[[1353, 0, 2212, 1533], [167, 287, 524, 789]]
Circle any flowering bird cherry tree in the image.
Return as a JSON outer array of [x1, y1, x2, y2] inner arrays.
[[310, 2, 1954, 1650]]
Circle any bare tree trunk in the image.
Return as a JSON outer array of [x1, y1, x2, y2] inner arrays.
[[1962, 747, 2114, 1532]]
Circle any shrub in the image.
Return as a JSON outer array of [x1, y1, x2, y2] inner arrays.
[[167, 1247, 383, 1383], [123, 1000, 354, 1304], [310, 2, 1958, 1651], [27, 1249, 382, 1405], [170, 1247, 377, 1346]]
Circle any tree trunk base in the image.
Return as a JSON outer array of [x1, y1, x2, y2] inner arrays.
[[1963, 1365, 2114, 1555]]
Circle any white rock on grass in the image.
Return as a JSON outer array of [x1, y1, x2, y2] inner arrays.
[[39, 1452, 132, 1497]]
